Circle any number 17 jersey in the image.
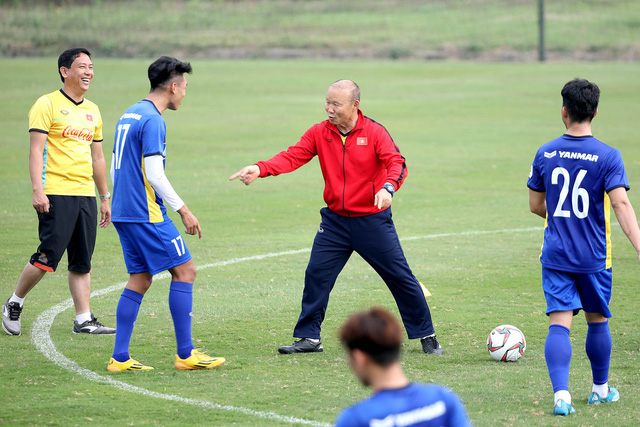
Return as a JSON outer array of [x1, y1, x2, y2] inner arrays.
[[527, 134, 629, 273], [111, 99, 168, 224]]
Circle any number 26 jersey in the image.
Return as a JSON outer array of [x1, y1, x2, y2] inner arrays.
[[527, 134, 629, 273]]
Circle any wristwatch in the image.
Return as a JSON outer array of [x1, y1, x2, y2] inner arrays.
[[99, 192, 111, 200], [382, 183, 395, 197]]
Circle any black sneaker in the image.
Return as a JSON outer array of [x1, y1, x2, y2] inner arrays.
[[2, 298, 22, 336], [421, 335, 444, 355], [278, 338, 324, 354], [72, 314, 116, 335]]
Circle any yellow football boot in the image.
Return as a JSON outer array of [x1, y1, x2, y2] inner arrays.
[[175, 349, 226, 370], [107, 357, 154, 372]]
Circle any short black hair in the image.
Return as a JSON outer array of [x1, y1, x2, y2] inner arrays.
[[561, 78, 600, 123], [58, 48, 91, 83], [148, 56, 193, 91], [339, 307, 403, 366]]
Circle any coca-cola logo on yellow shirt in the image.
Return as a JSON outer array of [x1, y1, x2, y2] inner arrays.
[[62, 126, 94, 142]]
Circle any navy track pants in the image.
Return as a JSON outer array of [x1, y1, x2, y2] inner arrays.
[[292, 207, 435, 340]]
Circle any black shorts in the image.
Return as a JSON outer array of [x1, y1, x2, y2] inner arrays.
[[30, 195, 97, 273]]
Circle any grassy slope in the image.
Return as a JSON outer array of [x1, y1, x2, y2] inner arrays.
[[0, 0, 639, 59], [1, 59, 640, 426]]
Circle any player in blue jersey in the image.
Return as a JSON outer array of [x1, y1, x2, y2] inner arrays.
[[107, 56, 225, 371], [528, 78, 640, 415], [335, 307, 471, 427]]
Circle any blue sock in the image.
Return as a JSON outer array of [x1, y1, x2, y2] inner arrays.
[[169, 281, 194, 359], [112, 288, 144, 362], [586, 320, 611, 385], [545, 324, 572, 393]]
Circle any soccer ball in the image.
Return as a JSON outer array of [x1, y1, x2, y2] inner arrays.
[[487, 325, 526, 362]]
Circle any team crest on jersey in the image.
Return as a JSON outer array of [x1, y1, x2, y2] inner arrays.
[[357, 137, 368, 146], [544, 150, 557, 158], [60, 109, 69, 116], [86, 114, 93, 122]]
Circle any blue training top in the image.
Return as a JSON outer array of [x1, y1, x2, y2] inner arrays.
[[111, 99, 169, 224], [335, 383, 471, 427], [527, 134, 629, 273]]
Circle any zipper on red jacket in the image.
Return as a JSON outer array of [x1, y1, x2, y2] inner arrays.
[[328, 120, 363, 218], [342, 137, 349, 216]]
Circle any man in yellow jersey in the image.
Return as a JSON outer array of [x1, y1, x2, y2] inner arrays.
[[2, 48, 115, 336]]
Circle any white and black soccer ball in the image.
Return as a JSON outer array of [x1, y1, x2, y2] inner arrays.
[[487, 324, 526, 362]]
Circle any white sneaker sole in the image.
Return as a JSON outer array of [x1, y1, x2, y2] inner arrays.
[[2, 322, 21, 336]]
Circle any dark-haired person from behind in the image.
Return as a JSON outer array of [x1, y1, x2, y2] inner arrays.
[[2, 47, 114, 336], [336, 307, 471, 426], [107, 56, 225, 371], [528, 78, 640, 415]]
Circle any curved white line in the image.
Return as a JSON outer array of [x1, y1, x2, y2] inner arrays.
[[31, 298, 326, 426], [31, 227, 542, 425]]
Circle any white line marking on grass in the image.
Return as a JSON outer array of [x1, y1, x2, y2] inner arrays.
[[400, 226, 543, 241], [32, 227, 542, 425], [31, 296, 330, 426]]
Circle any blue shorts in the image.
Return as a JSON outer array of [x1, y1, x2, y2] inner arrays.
[[542, 266, 612, 318], [114, 220, 192, 275]]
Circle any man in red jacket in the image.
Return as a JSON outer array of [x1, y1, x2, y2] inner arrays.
[[230, 80, 442, 355]]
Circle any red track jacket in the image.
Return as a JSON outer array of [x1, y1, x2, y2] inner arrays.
[[256, 109, 407, 217]]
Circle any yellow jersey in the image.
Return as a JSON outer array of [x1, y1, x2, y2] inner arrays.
[[28, 89, 103, 197]]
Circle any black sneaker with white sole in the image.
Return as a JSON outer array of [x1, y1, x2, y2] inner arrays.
[[72, 314, 116, 334], [278, 338, 323, 354], [421, 335, 444, 355], [2, 298, 22, 336]]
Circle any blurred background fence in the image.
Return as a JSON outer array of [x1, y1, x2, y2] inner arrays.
[[1, 0, 638, 61]]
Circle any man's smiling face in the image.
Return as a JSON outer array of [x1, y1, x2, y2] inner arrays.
[[61, 53, 94, 95]]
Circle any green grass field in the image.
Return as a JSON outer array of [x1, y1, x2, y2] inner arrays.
[[1, 58, 640, 426]]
